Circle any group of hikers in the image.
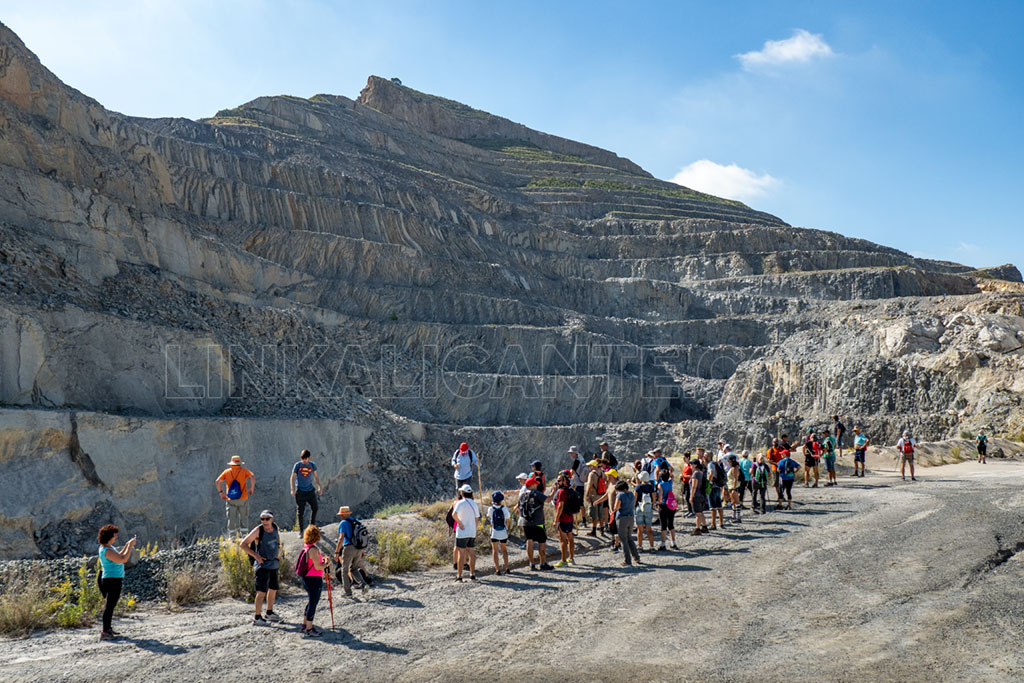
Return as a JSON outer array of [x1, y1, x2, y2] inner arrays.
[[90, 418, 996, 639]]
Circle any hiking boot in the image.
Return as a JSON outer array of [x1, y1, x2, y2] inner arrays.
[[671, 543, 679, 549], [264, 611, 283, 623], [710, 524, 717, 530], [530, 564, 538, 571], [812, 482, 818, 488], [253, 615, 269, 626], [587, 530, 597, 537], [469, 574, 477, 581], [658, 545, 666, 551], [504, 567, 512, 574], [911, 477, 917, 481], [302, 627, 323, 638], [454, 575, 463, 582], [99, 630, 116, 641], [539, 563, 554, 571], [701, 526, 709, 533], [690, 529, 702, 536]]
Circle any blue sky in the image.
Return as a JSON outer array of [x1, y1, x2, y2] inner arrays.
[[5, 1, 1022, 270]]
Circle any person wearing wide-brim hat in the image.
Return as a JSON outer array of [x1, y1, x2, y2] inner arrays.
[[215, 455, 254, 537], [333, 506, 369, 597]]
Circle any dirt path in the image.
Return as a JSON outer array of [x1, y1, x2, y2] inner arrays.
[[3, 462, 1024, 682]]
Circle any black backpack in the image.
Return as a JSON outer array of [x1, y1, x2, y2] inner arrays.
[[562, 488, 582, 515], [247, 523, 278, 566], [518, 492, 539, 523], [711, 461, 727, 488], [351, 518, 369, 550]]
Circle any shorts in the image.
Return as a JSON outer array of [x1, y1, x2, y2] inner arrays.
[[691, 496, 708, 514], [490, 537, 508, 544], [977, 444, 987, 455], [455, 537, 476, 548], [558, 521, 574, 534], [823, 456, 836, 472], [254, 567, 279, 593], [523, 525, 547, 543], [574, 485, 584, 500], [456, 477, 473, 490], [588, 501, 606, 521], [635, 506, 653, 526], [899, 453, 914, 464], [854, 449, 866, 463], [708, 487, 723, 510], [805, 457, 818, 468]]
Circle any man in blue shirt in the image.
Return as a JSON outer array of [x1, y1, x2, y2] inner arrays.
[[451, 442, 478, 492], [776, 452, 800, 510], [290, 449, 322, 531], [333, 506, 369, 597]]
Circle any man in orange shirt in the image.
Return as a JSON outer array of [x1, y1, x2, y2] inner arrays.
[[766, 438, 786, 506], [216, 455, 255, 537]]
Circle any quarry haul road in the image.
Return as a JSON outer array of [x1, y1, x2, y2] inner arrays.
[[2, 461, 1023, 683]]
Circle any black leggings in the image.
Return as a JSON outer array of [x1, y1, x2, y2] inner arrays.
[[682, 480, 693, 514], [302, 575, 323, 621], [780, 479, 794, 502], [99, 577, 122, 632], [750, 483, 768, 512]]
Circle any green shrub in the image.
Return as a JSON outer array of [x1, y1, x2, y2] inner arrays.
[[219, 540, 255, 602], [526, 177, 582, 188], [0, 583, 53, 636], [950, 446, 962, 462], [411, 524, 453, 568], [960, 430, 974, 440], [373, 531, 417, 575], [374, 503, 418, 519]]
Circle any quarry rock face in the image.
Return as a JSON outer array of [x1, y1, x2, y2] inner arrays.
[[0, 23, 1022, 557]]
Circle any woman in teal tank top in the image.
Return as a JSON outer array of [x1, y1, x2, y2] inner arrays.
[[97, 524, 136, 640]]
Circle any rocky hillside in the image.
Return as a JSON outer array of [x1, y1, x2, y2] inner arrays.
[[1, 23, 1022, 558]]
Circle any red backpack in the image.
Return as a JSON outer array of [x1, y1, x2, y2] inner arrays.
[[902, 440, 915, 455]]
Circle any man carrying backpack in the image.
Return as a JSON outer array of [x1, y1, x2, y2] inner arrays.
[[896, 430, 917, 481], [519, 476, 553, 570], [451, 442, 478, 492], [706, 456, 727, 530], [291, 449, 323, 532], [976, 432, 988, 464], [852, 426, 869, 478], [334, 506, 369, 597], [598, 441, 617, 468], [239, 510, 282, 625], [749, 456, 770, 514], [216, 455, 255, 537], [552, 472, 578, 567], [567, 446, 587, 528], [803, 434, 821, 488], [776, 451, 800, 510]]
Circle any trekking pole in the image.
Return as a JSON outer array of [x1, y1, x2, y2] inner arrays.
[[325, 565, 335, 631], [477, 451, 484, 513]]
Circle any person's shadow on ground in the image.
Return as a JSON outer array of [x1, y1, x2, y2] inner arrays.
[[118, 637, 193, 655], [322, 628, 408, 654]]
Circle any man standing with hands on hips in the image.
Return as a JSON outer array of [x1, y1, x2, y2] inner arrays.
[[451, 442, 478, 492], [291, 449, 322, 531]]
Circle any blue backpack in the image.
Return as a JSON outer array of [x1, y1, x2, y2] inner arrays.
[[491, 506, 506, 532], [227, 478, 243, 500]]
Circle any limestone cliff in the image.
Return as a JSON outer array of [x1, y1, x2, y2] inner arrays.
[[1, 22, 1022, 557]]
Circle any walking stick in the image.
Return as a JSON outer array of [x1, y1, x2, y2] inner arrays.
[[325, 565, 335, 631], [477, 451, 484, 505]]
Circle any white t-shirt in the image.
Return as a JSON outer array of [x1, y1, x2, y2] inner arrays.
[[896, 437, 916, 453], [453, 499, 480, 539], [487, 505, 511, 540]]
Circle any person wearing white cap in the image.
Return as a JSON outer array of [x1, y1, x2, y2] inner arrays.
[[452, 484, 480, 582], [240, 510, 281, 625], [633, 470, 657, 552], [895, 430, 917, 481], [215, 455, 254, 537]]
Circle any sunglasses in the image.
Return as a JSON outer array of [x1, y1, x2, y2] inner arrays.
[[261, 517, 273, 521]]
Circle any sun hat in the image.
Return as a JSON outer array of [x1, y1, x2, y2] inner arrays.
[[606, 469, 619, 479], [587, 459, 600, 467], [459, 484, 473, 493], [652, 448, 662, 455], [336, 506, 351, 517], [491, 491, 504, 503], [717, 438, 725, 444], [515, 472, 529, 481], [568, 446, 579, 454], [228, 455, 244, 465], [260, 509, 274, 519], [599, 441, 608, 446], [638, 471, 651, 482], [902, 430, 910, 438], [459, 442, 469, 453]]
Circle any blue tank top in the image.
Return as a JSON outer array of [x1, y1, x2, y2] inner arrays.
[[98, 544, 124, 579]]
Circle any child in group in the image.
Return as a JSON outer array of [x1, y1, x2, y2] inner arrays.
[[488, 491, 511, 575]]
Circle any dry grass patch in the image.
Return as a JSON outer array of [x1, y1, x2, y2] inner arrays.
[[167, 568, 211, 607]]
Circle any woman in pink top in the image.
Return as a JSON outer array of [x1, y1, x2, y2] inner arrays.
[[301, 525, 329, 637]]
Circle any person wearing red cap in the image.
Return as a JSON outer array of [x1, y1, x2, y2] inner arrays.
[[451, 442, 478, 492], [517, 475, 553, 570]]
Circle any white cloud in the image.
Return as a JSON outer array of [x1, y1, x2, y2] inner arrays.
[[736, 29, 833, 70], [670, 160, 779, 201]]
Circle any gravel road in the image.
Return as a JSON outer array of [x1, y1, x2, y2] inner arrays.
[[2, 461, 1023, 682]]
